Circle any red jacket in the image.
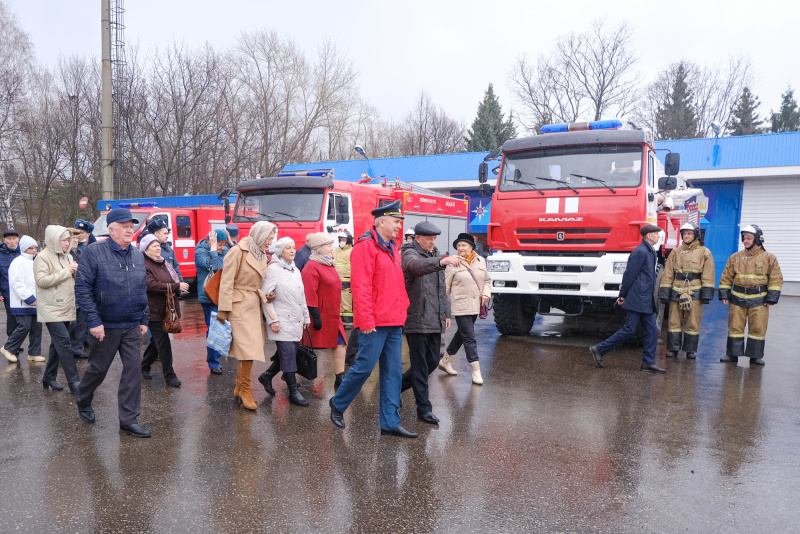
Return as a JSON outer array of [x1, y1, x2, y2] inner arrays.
[[351, 229, 409, 330], [302, 260, 346, 348]]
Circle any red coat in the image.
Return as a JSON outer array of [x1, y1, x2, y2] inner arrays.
[[350, 229, 409, 331], [302, 260, 346, 348]]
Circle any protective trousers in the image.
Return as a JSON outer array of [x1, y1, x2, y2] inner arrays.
[[667, 299, 704, 353], [726, 303, 768, 359]]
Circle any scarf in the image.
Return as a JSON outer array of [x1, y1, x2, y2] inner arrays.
[[464, 250, 477, 265], [310, 251, 335, 267], [276, 255, 296, 271], [243, 221, 276, 262]]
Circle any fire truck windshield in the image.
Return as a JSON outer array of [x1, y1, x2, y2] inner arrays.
[[498, 145, 643, 192], [233, 189, 324, 223]]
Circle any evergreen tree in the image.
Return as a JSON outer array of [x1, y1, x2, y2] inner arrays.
[[727, 86, 763, 136], [465, 84, 516, 151], [655, 62, 698, 139], [769, 88, 800, 133]]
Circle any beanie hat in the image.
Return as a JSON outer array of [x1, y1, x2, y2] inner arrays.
[[19, 235, 38, 252], [139, 234, 160, 253], [306, 232, 334, 251], [214, 229, 227, 242], [272, 236, 295, 258]]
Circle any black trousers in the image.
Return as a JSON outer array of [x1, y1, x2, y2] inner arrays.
[[401, 332, 441, 413], [69, 308, 88, 356], [447, 315, 479, 363], [43, 321, 80, 384], [75, 326, 143, 426], [4, 314, 42, 355], [3, 298, 17, 337], [344, 328, 359, 366], [141, 321, 177, 380]]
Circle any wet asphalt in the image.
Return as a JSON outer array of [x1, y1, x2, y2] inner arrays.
[[0, 297, 798, 533]]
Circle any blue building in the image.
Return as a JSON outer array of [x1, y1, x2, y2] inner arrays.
[[284, 131, 800, 295]]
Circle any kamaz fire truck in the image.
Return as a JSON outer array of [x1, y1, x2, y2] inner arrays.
[[479, 119, 702, 335]]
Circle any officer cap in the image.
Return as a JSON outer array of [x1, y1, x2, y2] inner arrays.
[[371, 200, 404, 219], [226, 224, 239, 237], [74, 219, 94, 233], [146, 217, 169, 234], [414, 221, 441, 236]]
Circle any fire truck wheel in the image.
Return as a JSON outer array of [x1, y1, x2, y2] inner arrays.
[[493, 294, 537, 336]]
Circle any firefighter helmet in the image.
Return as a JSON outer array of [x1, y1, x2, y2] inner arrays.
[[404, 228, 415, 237], [680, 222, 701, 243], [337, 228, 353, 245], [740, 224, 764, 248]]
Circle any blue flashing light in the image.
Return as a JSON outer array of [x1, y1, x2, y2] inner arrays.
[[540, 119, 624, 134], [118, 202, 157, 208], [277, 170, 332, 178]]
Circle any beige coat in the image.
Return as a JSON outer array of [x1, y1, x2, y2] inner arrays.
[[445, 255, 491, 316], [33, 225, 76, 323], [218, 241, 268, 361]]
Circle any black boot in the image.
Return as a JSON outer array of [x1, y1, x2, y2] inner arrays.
[[283, 372, 309, 407], [334, 372, 345, 390], [258, 360, 280, 396]]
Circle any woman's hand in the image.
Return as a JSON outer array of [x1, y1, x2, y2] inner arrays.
[[481, 295, 490, 305], [179, 282, 189, 293], [271, 322, 281, 333], [216, 310, 229, 323]]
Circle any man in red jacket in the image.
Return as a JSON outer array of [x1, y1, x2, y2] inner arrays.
[[329, 200, 417, 438]]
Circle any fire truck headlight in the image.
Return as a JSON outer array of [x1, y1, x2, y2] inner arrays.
[[613, 262, 627, 275], [488, 260, 510, 272]]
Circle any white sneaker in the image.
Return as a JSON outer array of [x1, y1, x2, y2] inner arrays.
[[1, 347, 17, 363], [27, 355, 46, 362]]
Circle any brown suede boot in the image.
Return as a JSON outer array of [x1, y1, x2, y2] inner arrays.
[[237, 360, 257, 411]]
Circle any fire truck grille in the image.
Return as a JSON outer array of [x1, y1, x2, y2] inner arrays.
[[539, 283, 581, 291], [518, 228, 611, 234], [524, 265, 597, 273], [520, 238, 606, 245]]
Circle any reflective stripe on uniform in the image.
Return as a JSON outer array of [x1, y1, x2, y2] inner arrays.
[[747, 333, 766, 341], [731, 290, 767, 299]]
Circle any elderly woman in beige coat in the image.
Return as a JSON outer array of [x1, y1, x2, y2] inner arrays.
[[442, 233, 491, 384], [217, 221, 276, 411]]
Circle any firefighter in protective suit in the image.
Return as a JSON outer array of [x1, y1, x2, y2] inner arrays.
[[334, 229, 354, 328], [658, 222, 715, 359], [718, 225, 783, 366]]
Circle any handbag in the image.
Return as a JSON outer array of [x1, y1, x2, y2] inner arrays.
[[464, 262, 490, 319], [205, 248, 245, 305], [163, 284, 182, 333], [295, 327, 318, 381], [207, 311, 233, 356]]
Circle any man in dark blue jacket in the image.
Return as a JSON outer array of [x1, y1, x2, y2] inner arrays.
[[0, 229, 20, 338], [590, 224, 666, 373], [74, 208, 151, 438]]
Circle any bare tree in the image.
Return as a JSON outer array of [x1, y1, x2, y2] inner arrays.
[[400, 90, 464, 156], [510, 20, 638, 133]]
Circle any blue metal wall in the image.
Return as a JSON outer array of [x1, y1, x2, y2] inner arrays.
[[696, 181, 744, 285]]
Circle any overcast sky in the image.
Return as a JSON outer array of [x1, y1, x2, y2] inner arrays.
[[6, 0, 799, 130]]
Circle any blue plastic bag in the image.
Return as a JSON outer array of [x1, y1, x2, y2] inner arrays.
[[207, 311, 233, 356]]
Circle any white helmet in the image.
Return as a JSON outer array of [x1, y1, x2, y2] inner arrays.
[[404, 228, 415, 237], [680, 222, 701, 243]]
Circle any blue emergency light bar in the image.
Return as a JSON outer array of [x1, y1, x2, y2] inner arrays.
[[540, 119, 624, 134], [118, 202, 157, 208], [277, 169, 333, 178]]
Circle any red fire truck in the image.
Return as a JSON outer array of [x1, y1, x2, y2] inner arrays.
[[226, 169, 469, 253], [479, 119, 701, 335]]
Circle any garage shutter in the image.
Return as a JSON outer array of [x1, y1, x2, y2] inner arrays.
[[740, 177, 800, 282]]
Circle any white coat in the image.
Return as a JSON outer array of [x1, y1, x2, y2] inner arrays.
[[262, 260, 310, 342], [8, 253, 37, 314]]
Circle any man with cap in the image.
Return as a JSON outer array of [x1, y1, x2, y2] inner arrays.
[[195, 229, 230, 374], [658, 222, 715, 360], [0, 228, 21, 339], [146, 218, 183, 282], [400, 221, 463, 424], [74, 208, 151, 438], [225, 224, 239, 247], [718, 224, 783, 366], [74, 219, 96, 253], [329, 200, 417, 437], [589, 224, 665, 373]]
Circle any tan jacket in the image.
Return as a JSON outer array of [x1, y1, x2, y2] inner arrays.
[[33, 225, 76, 323], [659, 239, 715, 302], [445, 255, 491, 316], [718, 245, 783, 307], [218, 241, 268, 361]]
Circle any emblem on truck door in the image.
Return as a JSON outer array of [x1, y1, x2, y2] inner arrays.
[[557, 232, 565, 241]]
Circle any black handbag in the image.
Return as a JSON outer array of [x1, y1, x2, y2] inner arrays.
[[295, 327, 318, 380]]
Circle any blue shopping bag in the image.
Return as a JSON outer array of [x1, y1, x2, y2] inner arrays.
[[207, 311, 233, 356]]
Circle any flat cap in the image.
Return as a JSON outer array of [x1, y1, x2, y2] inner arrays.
[[106, 208, 140, 226], [3, 229, 18, 238], [414, 221, 441, 236], [640, 224, 661, 236], [371, 200, 404, 219]]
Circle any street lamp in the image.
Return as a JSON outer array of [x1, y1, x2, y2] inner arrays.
[[354, 145, 375, 180]]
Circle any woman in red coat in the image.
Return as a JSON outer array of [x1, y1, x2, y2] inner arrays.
[[302, 232, 347, 389]]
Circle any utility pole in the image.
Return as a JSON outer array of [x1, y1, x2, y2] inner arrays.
[[101, 0, 114, 199]]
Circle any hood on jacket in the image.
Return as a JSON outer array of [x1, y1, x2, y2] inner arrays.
[[44, 225, 71, 256]]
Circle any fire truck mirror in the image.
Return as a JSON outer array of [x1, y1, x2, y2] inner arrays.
[[478, 162, 488, 183], [479, 183, 493, 197], [335, 196, 350, 224], [664, 153, 680, 176], [658, 176, 677, 191]]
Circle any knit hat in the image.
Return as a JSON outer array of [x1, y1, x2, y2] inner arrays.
[[19, 235, 38, 252], [139, 234, 160, 253], [214, 229, 227, 242], [306, 232, 334, 251], [272, 236, 295, 258]]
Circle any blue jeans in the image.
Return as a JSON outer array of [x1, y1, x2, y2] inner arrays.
[[596, 310, 657, 365], [332, 326, 403, 430], [201, 302, 221, 369]]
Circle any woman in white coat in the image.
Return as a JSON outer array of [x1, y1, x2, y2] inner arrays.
[[259, 237, 311, 406], [442, 233, 491, 384]]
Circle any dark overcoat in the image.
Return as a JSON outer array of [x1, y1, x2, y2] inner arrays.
[[619, 240, 658, 314]]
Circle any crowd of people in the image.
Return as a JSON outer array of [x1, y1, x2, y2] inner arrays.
[[0, 201, 492, 439]]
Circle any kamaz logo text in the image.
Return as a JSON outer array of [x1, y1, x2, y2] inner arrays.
[[539, 217, 584, 222]]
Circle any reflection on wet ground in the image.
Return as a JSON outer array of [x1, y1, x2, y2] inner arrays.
[[1, 297, 799, 532]]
